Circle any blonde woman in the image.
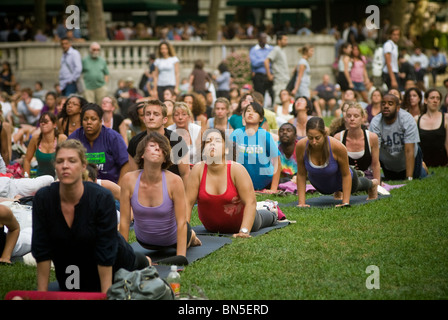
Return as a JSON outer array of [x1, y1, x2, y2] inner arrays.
[[167, 102, 202, 166], [32, 139, 149, 293], [334, 103, 381, 183], [101, 95, 128, 145]]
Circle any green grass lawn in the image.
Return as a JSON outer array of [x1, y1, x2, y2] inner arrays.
[[1, 167, 447, 300]]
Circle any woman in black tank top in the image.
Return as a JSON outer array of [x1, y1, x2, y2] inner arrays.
[[334, 103, 381, 183], [417, 89, 448, 167]]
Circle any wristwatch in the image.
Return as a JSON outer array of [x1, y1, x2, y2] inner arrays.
[[239, 228, 249, 234]]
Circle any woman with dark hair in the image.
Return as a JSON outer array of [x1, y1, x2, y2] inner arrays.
[[0, 61, 16, 95], [40, 91, 59, 116], [416, 88, 448, 167], [189, 59, 210, 96], [152, 41, 180, 99], [295, 116, 378, 207], [24, 112, 67, 178], [119, 132, 201, 265], [402, 87, 423, 118], [58, 94, 88, 137], [288, 96, 313, 139], [32, 139, 150, 293], [214, 62, 231, 99], [230, 101, 281, 192], [336, 42, 354, 94], [365, 89, 382, 125], [186, 128, 277, 237], [68, 103, 128, 184]]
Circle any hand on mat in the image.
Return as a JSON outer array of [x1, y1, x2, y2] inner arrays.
[[262, 189, 278, 194], [335, 203, 351, 208], [232, 232, 251, 238]]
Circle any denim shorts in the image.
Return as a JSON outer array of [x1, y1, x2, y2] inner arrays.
[[353, 81, 366, 92]]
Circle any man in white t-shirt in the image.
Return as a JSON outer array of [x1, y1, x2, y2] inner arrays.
[[17, 88, 44, 126], [382, 26, 400, 90]]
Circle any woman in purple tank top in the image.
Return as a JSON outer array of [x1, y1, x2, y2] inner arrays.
[[295, 117, 378, 207], [119, 132, 201, 265]]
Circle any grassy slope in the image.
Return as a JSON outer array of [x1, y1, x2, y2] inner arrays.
[[1, 167, 447, 300]]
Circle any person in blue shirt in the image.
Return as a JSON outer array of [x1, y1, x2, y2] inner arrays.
[[428, 47, 447, 85], [230, 101, 281, 193], [59, 37, 82, 96], [249, 32, 274, 104]]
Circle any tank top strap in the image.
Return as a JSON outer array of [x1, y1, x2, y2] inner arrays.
[[133, 170, 144, 198], [341, 130, 347, 144]]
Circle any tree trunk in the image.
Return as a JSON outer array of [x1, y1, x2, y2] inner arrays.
[[388, 0, 407, 33], [207, 0, 220, 40], [86, 0, 107, 41], [408, 0, 429, 39], [34, 0, 46, 34]]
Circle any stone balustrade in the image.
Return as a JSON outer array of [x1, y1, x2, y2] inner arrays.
[[0, 35, 336, 93]]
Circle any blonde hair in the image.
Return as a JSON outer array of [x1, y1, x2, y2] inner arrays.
[[345, 102, 366, 118], [173, 101, 193, 118]]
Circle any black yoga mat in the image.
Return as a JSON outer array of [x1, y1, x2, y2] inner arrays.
[[130, 235, 232, 277], [191, 220, 291, 237], [281, 194, 390, 208]]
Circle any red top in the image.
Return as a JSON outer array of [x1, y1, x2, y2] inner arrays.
[[197, 162, 245, 233]]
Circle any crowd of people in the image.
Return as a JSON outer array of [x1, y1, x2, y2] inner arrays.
[[1, 23, 448, 295]]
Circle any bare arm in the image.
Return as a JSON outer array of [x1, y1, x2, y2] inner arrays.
[[0, 122, 11, 165], [169, 173, 188, 257], [97, 265, 113, 294], [344, 56, 354, 88], [264, 58, 273, 81], [0, 206, 20, 264], [332, 138, 352, 205], [118, 172, 133, 241], [37, 260, 52, 291], [232, 163, 257, 238], [23, 136, 38, 176], [404, 143, 415, 179], [369, 132, 381, 182], [295, 139, 309, 207], [184, 163, 202, 222], [292, 65, 305, 96], [268, 155, 282, 193], [385, 52, 398, 89]]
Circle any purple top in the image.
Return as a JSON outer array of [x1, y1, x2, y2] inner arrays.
[[304, 137, 352, 194], [131, 170, 177, 246], [68, 125, 128, 183]]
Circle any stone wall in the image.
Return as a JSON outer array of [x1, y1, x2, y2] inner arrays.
[[0, 35, 336, 94]]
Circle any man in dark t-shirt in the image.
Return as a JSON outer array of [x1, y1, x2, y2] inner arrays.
[[127, 99, 190, 185]]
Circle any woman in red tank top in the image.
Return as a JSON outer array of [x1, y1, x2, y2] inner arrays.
[[186, 129, 277, 237]]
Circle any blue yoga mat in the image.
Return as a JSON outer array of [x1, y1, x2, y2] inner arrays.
[[281, 194, 390, 208]]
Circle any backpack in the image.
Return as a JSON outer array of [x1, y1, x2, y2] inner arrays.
[[107, 266, 175, 300]]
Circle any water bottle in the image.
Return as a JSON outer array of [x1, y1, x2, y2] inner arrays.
[[166, 265, 181, 298]]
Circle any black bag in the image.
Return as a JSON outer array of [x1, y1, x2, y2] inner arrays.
[[107, 266, 175, 300], [286, 68, 298, 92]]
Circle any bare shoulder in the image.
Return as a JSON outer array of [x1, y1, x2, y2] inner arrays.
[[165, 170, 184, 190]]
